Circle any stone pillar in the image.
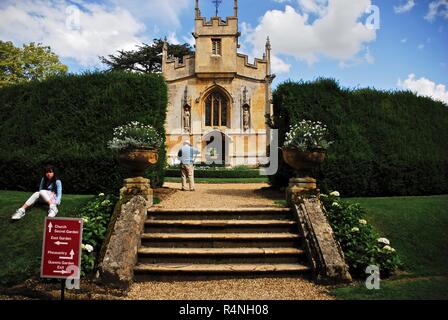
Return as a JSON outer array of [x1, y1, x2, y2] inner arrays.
[[286, 177, 319, 206], [119, 177, 153, 207]]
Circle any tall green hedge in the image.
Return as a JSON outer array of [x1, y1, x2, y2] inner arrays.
[[0, 71, 167, 194], [270, 79, 448, 196]]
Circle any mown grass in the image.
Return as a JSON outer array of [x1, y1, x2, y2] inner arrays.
[[0, 191, 93, 286], [331, 195, 448, 300]]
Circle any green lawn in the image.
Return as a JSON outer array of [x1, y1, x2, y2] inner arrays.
[[331, 195, 448, 300], [164, 177, 269, 184], [0, 191, 93, 286]]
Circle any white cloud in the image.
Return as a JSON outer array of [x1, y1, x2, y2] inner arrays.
[[338, 47, 374, 69], [242, 0, 376, 67], [108, 0, 190, 28], [364, 47, 375, 64], [394, 0, 415, 14], [401, 38, 408, 43], [0, 0, 148, 67], [240, 22, 292, 74], [297, 0, 329, 15], [167, 32, 180, 45], [271, 55, 292, 74], [425, 0, 448, 21], [0, 0, 192, 68], [418, 44, 425, 50], [398, 74, 448, 105], [182, 34, 196, 47]]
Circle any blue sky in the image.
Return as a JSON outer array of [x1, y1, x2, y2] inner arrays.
[[1, 0, 447, 104]]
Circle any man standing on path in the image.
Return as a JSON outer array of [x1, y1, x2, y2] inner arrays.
[[178, 141, 200, 191]]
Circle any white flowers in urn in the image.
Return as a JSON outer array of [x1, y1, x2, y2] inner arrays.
[[284, 120, 333, 151], [108, 121, 163, 151]]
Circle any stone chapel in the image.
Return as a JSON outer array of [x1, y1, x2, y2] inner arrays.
[[162, 0, 275, 166]]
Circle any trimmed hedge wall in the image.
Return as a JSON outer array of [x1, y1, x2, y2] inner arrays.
[[0, 71, 167, 194], [270, 79, 448, 196]]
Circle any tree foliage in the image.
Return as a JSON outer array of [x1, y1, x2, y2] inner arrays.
[[0, 41, 68, 87], [100, 39, 194, 73]]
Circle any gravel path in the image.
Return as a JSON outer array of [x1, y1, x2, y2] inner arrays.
[[128, 182, 335, 300], [127, 277, 335, 300], [155, 182, 285, 209]]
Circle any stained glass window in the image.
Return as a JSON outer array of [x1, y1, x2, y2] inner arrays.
[[205, 91, 228, 127]]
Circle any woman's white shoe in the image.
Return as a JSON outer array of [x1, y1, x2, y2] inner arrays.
[[12, 208, 26, 220], [48, 205, 58, 217]]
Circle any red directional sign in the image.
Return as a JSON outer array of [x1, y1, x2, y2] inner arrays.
[[41, 217, 83, 279]]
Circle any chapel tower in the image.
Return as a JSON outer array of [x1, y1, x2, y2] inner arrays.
[[162, 0, 274, 166]]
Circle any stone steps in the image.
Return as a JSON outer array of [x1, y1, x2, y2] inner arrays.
[[141, 232, 300, 240], [135, 207, 310, 277], [140, 232, 302, 248], [147, 207, 292, 220], [138, 247, 303, 255], [138, 247, 306, 264], [145, 219, 296, 233], [134, 263, 310, 273]]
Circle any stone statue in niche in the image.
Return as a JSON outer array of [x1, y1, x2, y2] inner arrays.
[[243, 105, 250, 131], [183, 105, 191, 132]]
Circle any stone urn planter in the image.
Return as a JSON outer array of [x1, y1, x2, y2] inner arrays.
[[281, 147, 326, 176], [117, 148, 159, 206], [281, 147, 326, 204], [117, 148, 159, 178]]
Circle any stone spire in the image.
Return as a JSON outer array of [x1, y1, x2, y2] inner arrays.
[[195, 0, 200, 18], [265, 36, 271, 76], [265, 36, 271, 51], [162, 37, 168, 72]]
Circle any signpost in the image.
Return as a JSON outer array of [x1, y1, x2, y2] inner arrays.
[[41, 217, 83, 300]]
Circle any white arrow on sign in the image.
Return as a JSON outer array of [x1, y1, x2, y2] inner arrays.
[[59, 249, 75, 260], [53, 270, 70, 275], [48, 222, 53, 233], [54, 241, 68, 246]]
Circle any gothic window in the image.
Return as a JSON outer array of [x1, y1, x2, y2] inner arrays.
[[212, 39, 222, 55], [205, 91, 229, 127]]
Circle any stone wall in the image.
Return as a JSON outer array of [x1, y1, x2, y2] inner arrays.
[[291, 195, 352, 284], [99, 196, 148, 289]]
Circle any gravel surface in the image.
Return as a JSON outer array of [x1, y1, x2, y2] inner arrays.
[[127, 277, 334, 300], [157, 182, 285, 209]]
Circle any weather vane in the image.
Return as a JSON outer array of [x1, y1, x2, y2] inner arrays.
[[212, 0, 222, 17]]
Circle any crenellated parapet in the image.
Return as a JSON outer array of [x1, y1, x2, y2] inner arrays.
[[236, 53, 268, 80], [164, 55, 195, 82], [193, 16, 239, 38]]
